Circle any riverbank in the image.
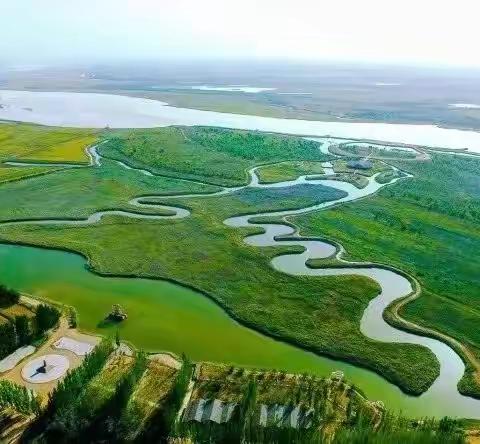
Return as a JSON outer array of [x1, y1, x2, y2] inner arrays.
[[2, 90, 480, 151]]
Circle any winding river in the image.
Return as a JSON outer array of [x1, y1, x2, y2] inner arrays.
[[1, 143, 480, 418], [1, 91, 479, 417], [224, 172, 480, 418]]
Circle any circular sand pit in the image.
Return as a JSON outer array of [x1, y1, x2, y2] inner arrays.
[[21, 354, 70, 384]]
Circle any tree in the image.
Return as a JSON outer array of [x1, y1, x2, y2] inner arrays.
[[0, 285, 20, 307], [107, 304, 127, 322], [35, 304, 61, 335], [0, 323, 17, 360], [0, 380, 41, 415], [15, 315, 32, 346], [67, 307, 77, 329]]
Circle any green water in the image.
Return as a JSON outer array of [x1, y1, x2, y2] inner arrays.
[[0, 243, 449, 417]]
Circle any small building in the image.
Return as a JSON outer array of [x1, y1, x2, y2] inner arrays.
[[183, 398, 237, 424], [184, 399, 315, 429], [347, 159, 373, 170], [259, 403, 313, 429]]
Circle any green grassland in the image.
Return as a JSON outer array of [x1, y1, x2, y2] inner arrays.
[[0, 123, 97, 163], [130, 359, 177, 417], [0, 164, 67, 184], [83, 354, 135, 410], [293, 154, 480, 396], [0, 154, 439, 395], [0, 158, 218, 221], [315, 173, 369, 189], [375, 169, 406, 184], [120, 89, 329, 120], [256, 161, 326, 183], [99, 126, 329, 186], [336, 143, 417, 159]]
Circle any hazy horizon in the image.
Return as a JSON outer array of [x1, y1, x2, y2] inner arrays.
[[2, 0, 480, 69]]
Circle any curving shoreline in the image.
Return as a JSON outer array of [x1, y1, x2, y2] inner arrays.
[[3, 139, 480, 417]]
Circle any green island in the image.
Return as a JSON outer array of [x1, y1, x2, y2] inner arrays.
[[0, 122, 479, 442], [256, 161, 327, 183]]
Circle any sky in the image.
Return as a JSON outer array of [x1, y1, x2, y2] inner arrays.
[[1, 0, 480, 68]]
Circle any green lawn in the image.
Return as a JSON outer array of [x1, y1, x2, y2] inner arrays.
[[293, 154, 480, 396]]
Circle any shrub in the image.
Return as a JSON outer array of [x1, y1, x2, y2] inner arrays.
[[35, 304, 61, 334], [67, 306, 77, 328], [0, 285, 20, 307], [15, 315, 32, 346], [0, 323, 17, 360]]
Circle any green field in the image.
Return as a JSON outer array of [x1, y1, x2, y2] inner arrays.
[[0, 164, 66, 184], [0, 157, 218, 221], [335, 143, 417, 159], [2, 181, 431, 394]]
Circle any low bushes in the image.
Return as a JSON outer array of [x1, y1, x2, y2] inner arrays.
[[0, 285, 19, 308]]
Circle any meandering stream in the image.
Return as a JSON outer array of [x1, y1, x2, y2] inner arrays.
[[1, 137, 479, 418], [225, 171, 480, 418]]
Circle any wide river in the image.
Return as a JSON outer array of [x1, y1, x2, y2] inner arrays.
[[1, 90, 480, 152], [1, 90, 479, 419]]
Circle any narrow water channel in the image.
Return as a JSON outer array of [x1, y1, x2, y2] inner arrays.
[[1, 139, 479, 418]]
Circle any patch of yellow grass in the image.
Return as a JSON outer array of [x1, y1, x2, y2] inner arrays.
[[0, 123, 98, 163], [20, 135, 97, 163], [134, 361, 176, 406], [0, 304, 35, 320]]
